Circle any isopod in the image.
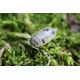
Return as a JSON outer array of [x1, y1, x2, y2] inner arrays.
[[27, 27, 58, 66], [29, 27, 57, 48]]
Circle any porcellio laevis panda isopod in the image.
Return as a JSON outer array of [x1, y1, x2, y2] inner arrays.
[[29, 27, 57, 48]]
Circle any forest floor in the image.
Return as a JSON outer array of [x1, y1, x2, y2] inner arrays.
[[0, 13, 80, 66]]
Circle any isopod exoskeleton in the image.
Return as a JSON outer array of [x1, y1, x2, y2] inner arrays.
[[29, 27, 57, 48]]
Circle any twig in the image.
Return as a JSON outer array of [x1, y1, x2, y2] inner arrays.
[[39, 47, 51, 66], [0, 43, 11, 58]]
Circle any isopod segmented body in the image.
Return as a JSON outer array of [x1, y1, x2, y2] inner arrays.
[[29, 27, 57, 48]]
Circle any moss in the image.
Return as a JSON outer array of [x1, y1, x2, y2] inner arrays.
[[0, 13, 80, 66]]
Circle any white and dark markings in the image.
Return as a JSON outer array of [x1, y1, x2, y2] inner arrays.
[[29, 27, 57, 48], [27, 27, 57, 66]]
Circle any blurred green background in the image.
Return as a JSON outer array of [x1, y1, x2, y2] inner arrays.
[[0, 13, 80, 66]]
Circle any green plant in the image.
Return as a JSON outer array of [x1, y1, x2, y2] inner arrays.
[[0, 13, 80, 66]]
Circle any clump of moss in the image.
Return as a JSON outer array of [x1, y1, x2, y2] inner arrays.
[[0, 13, 80, 66]]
